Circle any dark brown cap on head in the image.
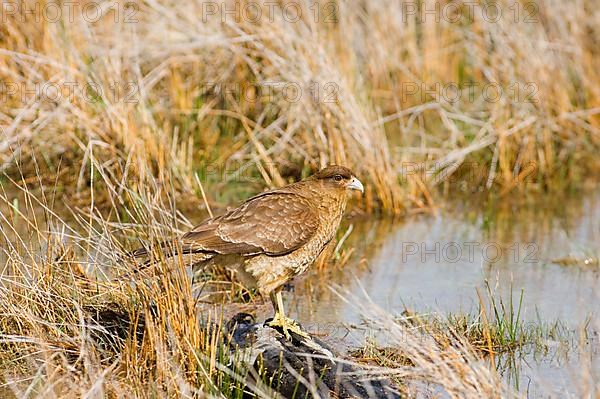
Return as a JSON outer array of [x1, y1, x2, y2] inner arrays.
[[311, 165, 355, 180]]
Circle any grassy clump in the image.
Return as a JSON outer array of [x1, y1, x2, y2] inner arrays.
[[404, 283, 573, 357], [345, 283, 596, 397], [1, 0, 599, 216], [0, 167, 251, 397]]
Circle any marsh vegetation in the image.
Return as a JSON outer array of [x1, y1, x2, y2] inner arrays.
[[1, 0, 599, 397]]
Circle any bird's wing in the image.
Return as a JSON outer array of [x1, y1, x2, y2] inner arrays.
[[182, 191, 319, 256]]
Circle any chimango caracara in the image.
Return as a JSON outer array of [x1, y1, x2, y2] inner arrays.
[[133, 165, 363, 338]]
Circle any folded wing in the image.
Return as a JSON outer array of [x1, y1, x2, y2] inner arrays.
[[182, 191, 319, 256]]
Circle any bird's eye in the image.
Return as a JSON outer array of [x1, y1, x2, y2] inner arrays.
[[333, 175, 343, 182]]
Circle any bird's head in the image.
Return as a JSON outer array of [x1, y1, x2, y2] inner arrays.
[[310, 165, 364, 194]]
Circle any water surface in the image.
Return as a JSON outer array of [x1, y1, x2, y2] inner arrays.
[[289, 190, 600, 397]]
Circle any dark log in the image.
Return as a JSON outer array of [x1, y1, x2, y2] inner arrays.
[[226, 313, 402, 399]]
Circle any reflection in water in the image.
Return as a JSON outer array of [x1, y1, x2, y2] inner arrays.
[[289, 190, 600, 397]]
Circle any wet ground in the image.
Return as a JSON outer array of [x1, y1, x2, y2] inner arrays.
[[290, 190, 600, 397]]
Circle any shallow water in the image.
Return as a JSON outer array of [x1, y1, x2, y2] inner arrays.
[[289, 190, 600, 397]]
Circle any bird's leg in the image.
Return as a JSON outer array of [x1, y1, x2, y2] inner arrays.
[[267, 291, 310, 340]]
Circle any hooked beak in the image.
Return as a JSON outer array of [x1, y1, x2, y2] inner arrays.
[[347, 176, 364, 193]]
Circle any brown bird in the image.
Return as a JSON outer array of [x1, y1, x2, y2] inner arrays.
[[133, 165, 363, 338]]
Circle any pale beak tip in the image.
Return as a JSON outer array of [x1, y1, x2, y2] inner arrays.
[[348, 177, 364, 194]]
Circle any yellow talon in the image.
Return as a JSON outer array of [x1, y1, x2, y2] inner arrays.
[[268, 291, 310, 340], [268, 312, 310, 340]]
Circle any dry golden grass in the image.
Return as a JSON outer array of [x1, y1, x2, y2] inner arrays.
[[0, 165, 254, 397], [1, 0, 598, 215]]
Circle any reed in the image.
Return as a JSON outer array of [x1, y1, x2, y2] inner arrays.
[[1, 0, 598, 215]]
